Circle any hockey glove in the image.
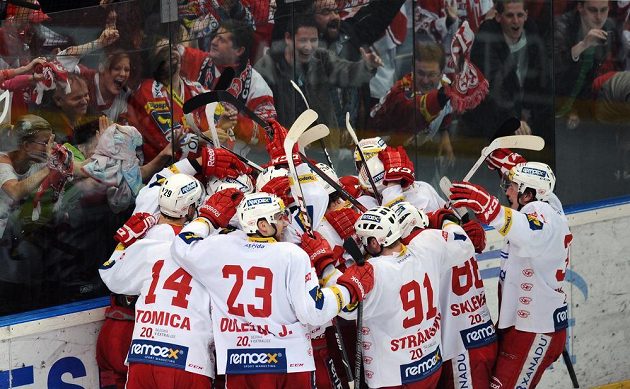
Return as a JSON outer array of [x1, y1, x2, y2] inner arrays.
[[337, 262, 374, 305], [462, 220, 486, 253], [264, 119, 301, 167], [378, 146, 415, 188], [325, 207, 361, 240], [260, 176, 293, 207], [300, 231, 337, 276], [449, 181, 500, 224], [427, 207, 461, 229], [339, 175, 362, 198], [199, 188, 245, 228], [114, 212, 158, 247], [486, 148, 527, 177], [201, 146, 251, 179]]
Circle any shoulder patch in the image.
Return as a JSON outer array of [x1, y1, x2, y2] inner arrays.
[[309, 286, 325, 310], [453, 233, 468, 242], [100, 258, 116, 270], [179, 232, 203, 244], [526, 213, 543, 230]]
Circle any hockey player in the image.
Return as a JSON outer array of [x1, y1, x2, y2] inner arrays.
[[354, 137, 486, 253], [394, 202, 497, 388], [449, 149, 571, 389], [170, 191, 374, 388], [99, 174, 217, 388]]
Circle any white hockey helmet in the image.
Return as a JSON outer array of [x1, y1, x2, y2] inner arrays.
[[507, 162, 555, 201], [353, 136, 387, 164], [354, 137, 387, 195], [158, 174, 204, 218], [255, 166, 289, 192], [237, 192, 288, 234], [316, 162, 340, 195], [354, 206, 402, 247], [206, 174, 254, 195], [393, 201, 429, 238]]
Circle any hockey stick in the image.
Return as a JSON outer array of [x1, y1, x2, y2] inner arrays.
[[298, 124, 330, 153], [283, 109, 319, 235], [462, 135, 545, 182], [300, 156, 367, 212], [346, 112, 383, 204], [290, 79, 335, 168], [562, 348, 580, 388], [183, 90, 273, 140], [343, 237, 367, 389], [440, 135, 545, 216]]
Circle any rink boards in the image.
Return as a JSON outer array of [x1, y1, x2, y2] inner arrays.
[[0, 196, 629, 388]]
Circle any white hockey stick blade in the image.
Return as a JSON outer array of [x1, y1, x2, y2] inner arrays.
[[298, 124, 330, 153], [284, 109, 319, 233], [462, 135, 545, 182], [290, 79, 310, 110], [203, 102, 221, 146], [345, 112, 360, 146], [440, 176, 466, 218]]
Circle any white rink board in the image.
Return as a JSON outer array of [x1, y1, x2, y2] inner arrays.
[[0, 199, 629, 388]]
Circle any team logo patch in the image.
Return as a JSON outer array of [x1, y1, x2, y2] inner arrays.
[[460, 321, 497, 349], [309, 286, 325, 310], [149, 174, 167, 188], [99, 258, 116, 270], [553, 305, 568, 331], [150, 110, 173, 135], [526, 214, 543, 231], [179, 232, 203, 244], [400, 347, 442, 384], [127, 339, 188, 368], [226, 348, 287, 374]]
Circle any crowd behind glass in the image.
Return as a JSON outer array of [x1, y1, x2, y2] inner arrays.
[[0, 0, 628, 315]]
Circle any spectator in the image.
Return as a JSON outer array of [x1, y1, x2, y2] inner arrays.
[[255, 15, 381, 141], [126, 37, 209, 164], [554, 0, 621, 129], [56, 21, 135, 123], [470, 0, 551, 140], [180, 19, 277, 148], [0, 114, 54, 314], [312, 0, 406, 125], [369, 41, 454, 161], [44, 73, 91, 143]]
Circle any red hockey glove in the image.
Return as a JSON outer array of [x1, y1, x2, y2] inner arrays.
[[260, 176, 293, 207], [444, 21, 489, 113], [199, 188, 245, 228], [201, 147, 251, 179], [325, 207, 361, 240], [427, 207, 461, 229], [449, 181, 500, 224], [301, 231, 337, 276], [339, 175, 362, 198], [337, 262, 374, 305], [486, 148, 527, 177], [114, 212, 158, 247], [264, 119, 301, 167], [462, 220, 486, 253], [378, 146, 415, 187]]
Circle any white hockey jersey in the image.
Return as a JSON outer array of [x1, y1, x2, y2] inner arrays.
[[412, 223, 495, 361], [99, 224, 216, 378], [341, 230, 466, 388], [171, 220, 351, 375], [489, 200, 572, 333], [381, 181, 446, 211]]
